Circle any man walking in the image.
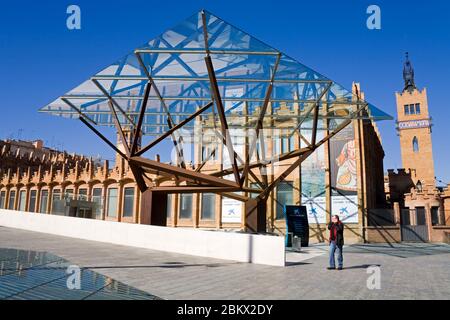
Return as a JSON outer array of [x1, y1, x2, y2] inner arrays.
[[327, 215, 344, 270]]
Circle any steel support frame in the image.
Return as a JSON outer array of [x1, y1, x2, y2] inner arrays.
[[201, 10, 241, 186], [134, 51, 187, 169], [79, 88, 367, 203], [74, 16, 370, 233], [204, 56, 241, 186], [136, 102, 213, 157], [241, 53, 281, 187]]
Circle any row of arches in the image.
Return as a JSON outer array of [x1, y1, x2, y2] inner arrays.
[[0, 178, 139, 223]]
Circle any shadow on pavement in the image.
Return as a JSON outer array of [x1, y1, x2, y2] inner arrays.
[[342, 264, 381, 270], [285, 261, 312, 267]]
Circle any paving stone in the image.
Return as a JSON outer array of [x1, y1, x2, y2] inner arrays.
[[0, 226, 449, 300]]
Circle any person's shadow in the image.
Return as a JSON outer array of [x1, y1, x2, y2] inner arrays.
[[342, 264, 381, 270]]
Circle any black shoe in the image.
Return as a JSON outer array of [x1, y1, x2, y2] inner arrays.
[[327, 267, 336, 270], [337, 267, 343, 270]]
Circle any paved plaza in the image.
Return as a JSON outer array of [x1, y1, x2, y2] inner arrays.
[[0, 226, 449, 300]]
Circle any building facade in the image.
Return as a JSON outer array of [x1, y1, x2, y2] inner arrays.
[[159, 83, 388, 244], [0, 83, 389, 244], [0, 138, 142, 224], [384, 54, 450, 243]]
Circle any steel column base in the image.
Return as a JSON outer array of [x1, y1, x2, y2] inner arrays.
[[244, 198, 267, 233], [139, 190, 168, 226]]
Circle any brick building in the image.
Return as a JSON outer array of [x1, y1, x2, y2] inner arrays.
[[0, 138, 141, 222], [384, 54, 450, 243], [2, 11, 423, 245], [0, 83, 390, 244]]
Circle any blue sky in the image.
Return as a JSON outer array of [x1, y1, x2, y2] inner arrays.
[[1, 0, 449, 183]]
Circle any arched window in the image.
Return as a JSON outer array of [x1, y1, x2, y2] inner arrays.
[[412, 136, 419, 153]]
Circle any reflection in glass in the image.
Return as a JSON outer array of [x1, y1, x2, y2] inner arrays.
[[276, 182, 294, 220], [8, 191, 16, 210], [0, 248, 159, 300], [18, 190, 26, 211], [0, 191, 5, 209], [92, 188, 103, 218], [201, 193, 215, 221], [123, 187, 135, 217], [78, 189, 88, 201], [166, 194, 173, 218], [40, 190, 49, 213], [65, 189, 74, 200], [107, 188, 118, 218], [180, 194, 193, 219], [29, 190, 37, 213]]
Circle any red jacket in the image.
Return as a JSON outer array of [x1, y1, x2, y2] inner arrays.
[[328, 222, 344, 246]]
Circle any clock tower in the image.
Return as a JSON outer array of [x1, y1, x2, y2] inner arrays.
[[395, 53, 435, 187]]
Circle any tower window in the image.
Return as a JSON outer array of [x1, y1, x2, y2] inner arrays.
[[415, 103, 421, 114], [412, 136, 419, 153], [404, 105, 409, 115], [409, 104, 415, 115]]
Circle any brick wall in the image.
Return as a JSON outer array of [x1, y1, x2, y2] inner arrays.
[[365, 226, 401, 243]]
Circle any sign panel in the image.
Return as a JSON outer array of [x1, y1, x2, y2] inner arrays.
[[302, 196, 327, 224], [221, 198, 242, 223], [331, 195, 359, 223], [285, 205, 309, 247], [398, 119, 431, 130]]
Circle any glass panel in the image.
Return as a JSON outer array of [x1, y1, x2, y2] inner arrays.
[[179, 194, 193, 219], [123, 187, 135, 217], [273, 139, 280, 156], [0, 191, 6, 209], [29, 190, 37, 213], [201, 193, 216, 221], [416, 207, 426, 226], [65, 189, 74, 200], [39, 10, 391, 141], [52, 190, 61, 204], [409, 104, 415, 115], [249, 183, 260, 199], [431, 207, 440, 226], [404, 105, 409, 115], [302, 121, 327, 224], [166, 194, 173, 218], [415, 103, 421, 115], [78, 189, 88, 201], [18, 191, 26, 211], [290, 135, 296, 151], [92, 188, 103, 218], [281, 137, 289, 154], [8, 191, 16, 210], [51, 190, 63, 215], [40, 190, 49, 213], [276, 182, 293, 220], [107, 188, 118, 218]]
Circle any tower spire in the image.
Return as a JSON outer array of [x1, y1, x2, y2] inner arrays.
[[403, 52, 416, 92]]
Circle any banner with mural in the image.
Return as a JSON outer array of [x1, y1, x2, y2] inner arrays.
[[329, 123, 359, 223], [301, 121, 327, 224]]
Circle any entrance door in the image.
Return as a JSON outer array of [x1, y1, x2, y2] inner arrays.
[[401, 208, 429, 242], [77, 208, 93, 219]]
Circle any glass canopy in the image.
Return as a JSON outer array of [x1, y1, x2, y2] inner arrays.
[[39, 9, 392, 137]]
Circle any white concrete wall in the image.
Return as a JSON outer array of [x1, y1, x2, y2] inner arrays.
[[0, 209, 285, 266]]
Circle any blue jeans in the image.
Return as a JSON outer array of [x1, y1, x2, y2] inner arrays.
[[329, 241, 343, 268]]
